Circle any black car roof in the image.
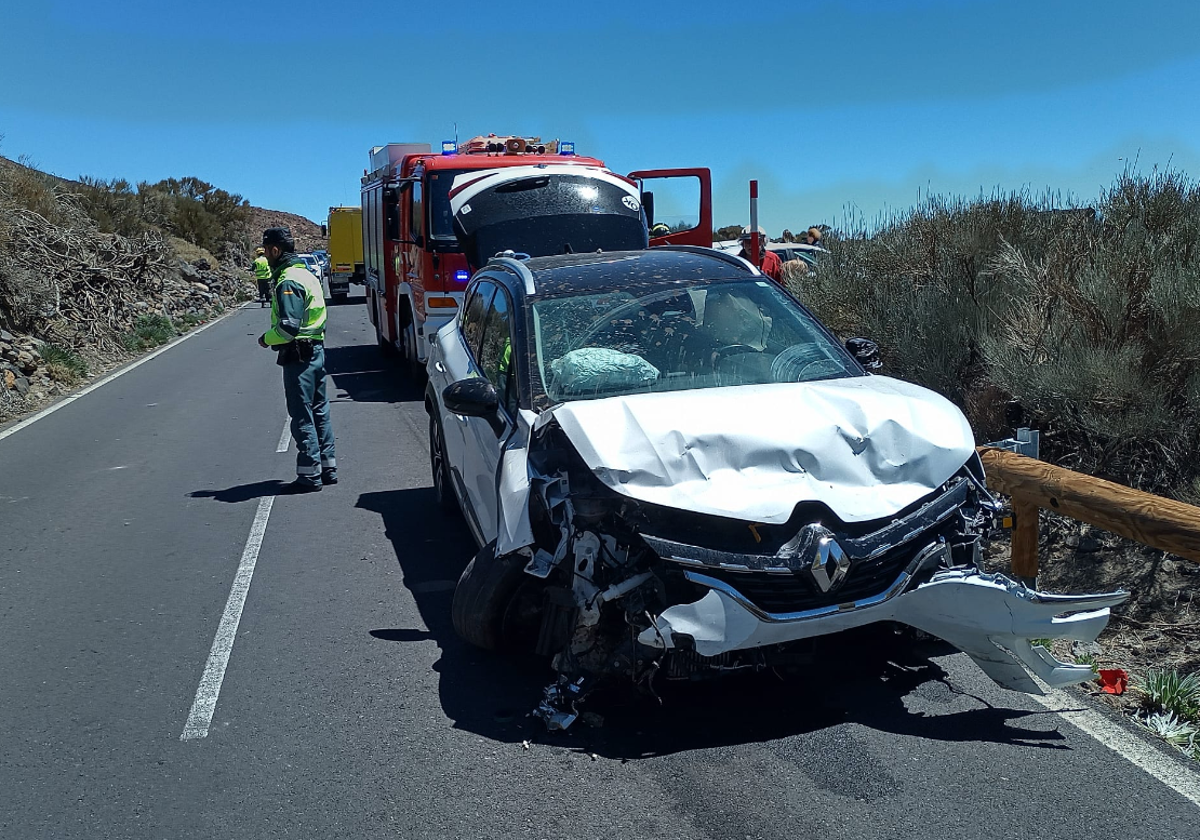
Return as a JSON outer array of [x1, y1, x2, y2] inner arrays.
[[485, 247, 758, 299]]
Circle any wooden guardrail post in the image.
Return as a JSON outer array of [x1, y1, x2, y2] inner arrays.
[[977, 448, 1200, 573], [1010, 497, 1040, 586]]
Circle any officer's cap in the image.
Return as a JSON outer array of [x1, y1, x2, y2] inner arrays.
[[262, 227, 295, 251]]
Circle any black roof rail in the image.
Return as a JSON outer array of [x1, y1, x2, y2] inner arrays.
[[487, 255, 538, 295], [650, 244, 760, 275]]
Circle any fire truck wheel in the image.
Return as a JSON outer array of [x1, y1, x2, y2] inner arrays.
[[452, 541, 527, 652], [429, 412, 459, 514], [401, 318, 425, 381]]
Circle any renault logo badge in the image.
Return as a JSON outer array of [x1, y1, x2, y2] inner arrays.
[[807, 530, 850, 594]]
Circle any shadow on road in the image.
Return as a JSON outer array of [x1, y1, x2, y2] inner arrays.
[[188, 480, 287, 502], [572, 638, 1071, 760], [356, 486, 551, 740], [330, 293, 367, 307], [324, 343, 423, 404], [357, 487, 1070, 759]]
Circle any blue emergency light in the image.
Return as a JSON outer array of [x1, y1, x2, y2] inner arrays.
[[559, 141, 575, 156], [454, 270, 470, 282], [441, 140, 457, 155]]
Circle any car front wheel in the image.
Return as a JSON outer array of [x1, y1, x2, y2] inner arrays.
[[451, 541, 529, 652], [429, 412, 458, 515]]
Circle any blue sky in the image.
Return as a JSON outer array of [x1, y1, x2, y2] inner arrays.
[[3, 0, 1199, 235]]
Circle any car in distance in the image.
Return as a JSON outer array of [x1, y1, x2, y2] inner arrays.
[[425, 246, 1125, 728], [768, 242, 828, 272], [311, 249, 331, 275], [296, 253, 330, 298]]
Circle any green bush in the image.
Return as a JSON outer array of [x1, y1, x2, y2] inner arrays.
[[74, 174, 251, 259], [148, 176, 251, 256], [38, 343, 89, 383], [1133, 668, 1200, 722], [1140, 712, 1198, 749], [174, 310, 216, 331], [121, 314, 176, 352], [76, 177, 160, 238]]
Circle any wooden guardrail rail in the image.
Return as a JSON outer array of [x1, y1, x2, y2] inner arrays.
[[977, 447, 1200, 582]]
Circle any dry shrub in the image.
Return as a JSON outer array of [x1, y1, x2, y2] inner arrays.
[[805, 171, 1200, 496], [167, 236, 220, 269], [984, 171, 1200, 491], [0, 165, 174, 351], [0, 155, 70, 226]]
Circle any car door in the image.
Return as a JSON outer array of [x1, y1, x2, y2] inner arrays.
[[628, 168, 713, 248], [437, 280, 495, 531], [463, 284, 518, 544]]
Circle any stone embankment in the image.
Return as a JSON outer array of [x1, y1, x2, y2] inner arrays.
[[172, 257, 252, 319], [0, 329, 45, 400]]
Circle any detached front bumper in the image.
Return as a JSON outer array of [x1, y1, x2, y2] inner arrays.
[[638, 565, 1128, 694]]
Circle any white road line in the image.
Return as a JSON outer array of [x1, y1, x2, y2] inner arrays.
[[0, 306, 248, 443], [276, 417, 292, 453], [181, 494, 275, 740], [1036, 687, 1200, 808]]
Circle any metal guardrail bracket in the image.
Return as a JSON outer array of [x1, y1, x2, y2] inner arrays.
[[982, 427, 1040, 460]]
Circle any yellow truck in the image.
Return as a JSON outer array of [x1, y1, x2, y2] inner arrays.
[[324, 206, 363, 302]]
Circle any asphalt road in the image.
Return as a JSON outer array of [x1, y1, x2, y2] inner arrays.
[[2, 298, 1199, 839]]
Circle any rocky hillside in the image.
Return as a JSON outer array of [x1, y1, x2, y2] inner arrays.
[[0, 155, 326, 423], [249, 206, 327, 255]]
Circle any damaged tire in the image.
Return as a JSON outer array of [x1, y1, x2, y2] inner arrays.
[[452, 541, 529, 652]]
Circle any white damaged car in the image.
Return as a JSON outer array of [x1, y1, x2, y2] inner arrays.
[[424, 245, 1126, 729]]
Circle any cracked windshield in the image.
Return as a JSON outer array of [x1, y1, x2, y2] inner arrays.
[[531, 279, 857, 401]]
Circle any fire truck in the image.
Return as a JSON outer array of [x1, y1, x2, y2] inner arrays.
[[360, 135, 712, 376]]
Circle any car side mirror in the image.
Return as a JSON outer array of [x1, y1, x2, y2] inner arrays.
[[442, 379, 505, 436], [845, 337, 882, 372]]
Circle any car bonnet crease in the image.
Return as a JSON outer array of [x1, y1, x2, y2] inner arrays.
[[546, 376, 976, 524]]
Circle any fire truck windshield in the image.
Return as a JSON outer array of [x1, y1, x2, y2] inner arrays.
[[428, 169, 468, 240], [453, 173, 649, 269]]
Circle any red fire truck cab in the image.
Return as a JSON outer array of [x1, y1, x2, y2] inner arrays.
[[361, 136, 712, 375]]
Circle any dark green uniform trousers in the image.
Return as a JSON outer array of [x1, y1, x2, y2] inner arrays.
[[282, 343, 336, 482]]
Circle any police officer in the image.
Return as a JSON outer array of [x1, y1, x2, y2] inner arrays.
[[253, 247, 272, 307], [259, 227, 337, 492]]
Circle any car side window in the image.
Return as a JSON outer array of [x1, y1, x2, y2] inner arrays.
[[477, 287, 518, 418], [461, 282, 495, 360]]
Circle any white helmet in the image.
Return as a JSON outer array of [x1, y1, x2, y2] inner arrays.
[[739, 225, 767, 241]]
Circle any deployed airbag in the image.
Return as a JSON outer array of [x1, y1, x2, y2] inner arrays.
[[551, 348, 660, 396]]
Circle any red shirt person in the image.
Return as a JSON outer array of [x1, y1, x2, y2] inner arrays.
[[736, 227, 782, 283]]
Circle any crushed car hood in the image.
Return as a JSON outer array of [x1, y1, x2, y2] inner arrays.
[[548, 376, 976, 524]]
